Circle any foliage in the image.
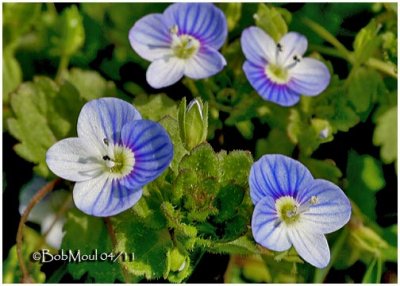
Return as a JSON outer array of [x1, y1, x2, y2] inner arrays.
[[3, 2, 397, 283]]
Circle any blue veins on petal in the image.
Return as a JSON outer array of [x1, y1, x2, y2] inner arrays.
[[249, 154, 351, 268], [129, 3, 228, 89], [241, 27, 331, 107], [46, 98, 173, 217]]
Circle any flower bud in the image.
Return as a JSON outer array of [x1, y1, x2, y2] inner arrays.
[[178, 97, 208, 151]]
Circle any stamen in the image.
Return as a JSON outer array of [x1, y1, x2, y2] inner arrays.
[[296, 196, 318, 214], [284, 54, 302, 70], [103, 155, 111, 161], [103, 138, 109, 146], [170, 24, 178, 35], [275, 43, 282, 63]]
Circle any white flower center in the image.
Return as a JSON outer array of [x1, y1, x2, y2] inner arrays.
[[275, 195, 318, 226], [170, 25, 200, 59], [102, 140, 135, 179], [265, 42, 302, 84]]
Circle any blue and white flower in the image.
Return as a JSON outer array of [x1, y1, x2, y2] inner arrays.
[[250, 154, 351, 268], [46, 98, 173, 217], [241, 27, 331, 106], [129, 3, 227, 89]]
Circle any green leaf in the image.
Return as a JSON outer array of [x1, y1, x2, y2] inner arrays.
[[255, 129, 295, 159], [112, 211, 173, 280], [3, 3, 42, 46], [301, 157, 342, 184], [373, 106, 397, 165], [347, 67, 383, 117], [353, 19, 381, 65], [62, 68, 116, 101], [219, 150, 253, 187], [159, 116, 188, 175], [133, 94, 178, 121], [3, 47, 22, 103], [221, 3, 242, 32], [62, 209, 123, 282], [7, 77, 84, 177], [179, 143, 219, 179], [3, 227, 46, 283], [50, 5, 85, 57], [209, 235, 259, 255], [346, 150, 385, 220], [254, 4, 288, 42]]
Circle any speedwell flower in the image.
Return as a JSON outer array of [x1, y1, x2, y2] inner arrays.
[[250, 154, 351, 268], [241, 27, 330, 106], [46, 98, 173, 217], [129, 3, 227, 89]]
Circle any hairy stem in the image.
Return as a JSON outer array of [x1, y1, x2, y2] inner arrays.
[[104, 217, 131, 283], [16, 178, 60, 283]]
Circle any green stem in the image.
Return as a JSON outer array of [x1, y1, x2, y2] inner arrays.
[[313, 228, 349, 283], [366, 57, 397, 79], [302, 17, 351, 60], [55, 55, 69, 84]]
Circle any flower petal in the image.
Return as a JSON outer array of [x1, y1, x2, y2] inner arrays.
[[249, 154, 314, 205], [252, 196, 291, 251], [277, 32, 308, 66], [41, 215, 65, 249], [288, 228, 330, 268], [297, 179, 351, 234], [164, 3, 227, 49], [241, 26, 276, 65], [77, 98, 142, 154], [46, 138, 103, 182], [243, 61, 301, 106], [288, 58, 331, 96], [129, 13, 172, 61], [146, 57, 185, 88], [184, 47, 226, 79], [73, 174, 143, 217], [120, 120, 173, 190]]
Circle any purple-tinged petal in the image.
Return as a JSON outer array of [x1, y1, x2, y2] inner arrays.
[[164, 3, 227, 49], [249, 154, 314, 205], [184, 47, 226, 79], [276, 32, 308, 66], [243, 61, 301, 107], [129, 13, 172, 61], [241, 27, 276, 65], [46, 138, 103, 182], [297, 179, 351, 234], [120, 120, 173, 190], [288, 228, 330, 268], [146, 57, 185, 88], [77, 98, 142, 153], [73, 174, 143, 217], [252, 196, 292, 251], [288, 58, 331, 96]]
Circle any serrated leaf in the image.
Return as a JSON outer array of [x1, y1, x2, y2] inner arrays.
[[112, 211, 173, 280], [62, 68, 116, 101], [373, 106, 397, 165], [3, 227, 46, 283], [219, 150, 253, 187], [254, 4, 288, 42], [61, 209, 123, 282], [134, 94, 178, 121], [50, 5, 85, 57], [346, 150, 385, 220], [7, 77, 84, 177]]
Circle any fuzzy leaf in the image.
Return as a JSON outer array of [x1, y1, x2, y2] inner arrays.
[[112, 211, 173, 280], [7, 77, 84, 177], [62, 209, 123, 282], [134, 94, 178, 121]]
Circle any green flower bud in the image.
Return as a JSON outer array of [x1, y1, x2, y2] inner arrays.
[[178, 97, 208, 151], [169, 247, 187, 272]]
